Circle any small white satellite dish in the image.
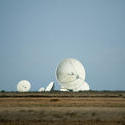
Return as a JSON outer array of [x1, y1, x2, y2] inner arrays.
[[56, 58, 90, 92], [60, 88, 69, 92], [38, 87, 45, 92], [45, 82, 54, 92], [17, 80, 31, 92]]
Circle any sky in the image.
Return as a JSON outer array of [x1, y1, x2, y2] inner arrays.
[[0, 0, 125, 91]]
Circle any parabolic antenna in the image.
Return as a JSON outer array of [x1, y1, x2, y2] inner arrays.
[[83, 81, 90, 91], [60, 80, 90, 92], [45, 82, 54, 92], [17, 80, 31, 92], [60, 88, 69, 92], [56, 58, 88, 91], [38, 87, 45, 92]]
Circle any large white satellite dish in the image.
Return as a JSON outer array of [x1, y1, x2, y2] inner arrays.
[[56, 58, 89, 92], [17, 80, 31, 92], [83, 81, 90, 91], [45, 81, 54, 92], [38, 87, 45, 92], [60, 80, 90, 92]]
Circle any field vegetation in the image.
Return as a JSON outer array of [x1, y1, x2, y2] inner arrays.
[[0, 91, 125, 125]]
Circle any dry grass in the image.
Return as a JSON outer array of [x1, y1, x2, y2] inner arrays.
[[0, 92, 125, 125], [0, 120, 124, 125], [0, 91, 125, 98], [0, 97, 125, 107]]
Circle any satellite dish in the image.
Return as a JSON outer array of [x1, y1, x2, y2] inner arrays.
[[56, 58, 89, 92], [56, 58, 85, 83], [60, 88, 69, 92], [83, 81, 90, 91], [71, 80, 90, 91], [45, 82, 55, 92], [17, 80, 31, 92], [38, 87, 45, 92], [60, 80, 90, 92]]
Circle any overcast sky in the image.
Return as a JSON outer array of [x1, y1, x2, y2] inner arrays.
[[0, 0, 125, 91]]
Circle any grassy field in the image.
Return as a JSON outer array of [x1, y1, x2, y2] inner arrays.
[[0, 91, 125, 125]]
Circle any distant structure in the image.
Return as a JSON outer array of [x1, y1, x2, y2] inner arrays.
[[45, 82, 55, 92], [60, 88, 69, 92], [17, 80, 31, 92], [56, 58, 90, 92], [83, 81, 90, 90], [38, 82, 55, 92], [38, 87, 45, 92]]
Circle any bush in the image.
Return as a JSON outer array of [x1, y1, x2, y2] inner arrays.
[[1, 90, 5, 93]]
